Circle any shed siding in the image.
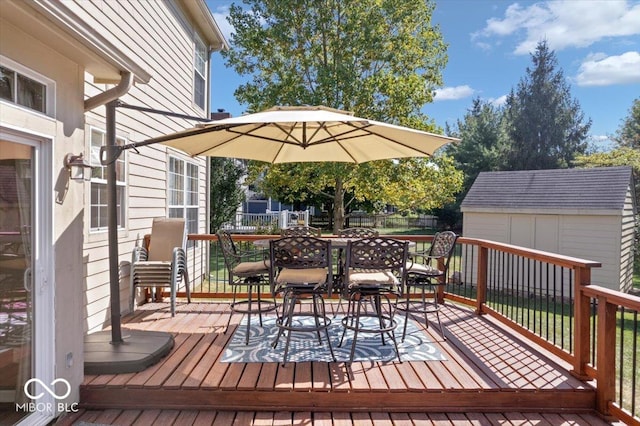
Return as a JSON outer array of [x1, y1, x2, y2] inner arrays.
[[63, 1, 211, 332], [557, 215, 620, 289], [620, 187, 636, 292]]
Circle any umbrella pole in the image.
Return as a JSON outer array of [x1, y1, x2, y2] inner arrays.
[[106, 100, 123, 344]]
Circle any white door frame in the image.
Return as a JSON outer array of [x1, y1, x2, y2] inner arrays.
[[0, 126, 56, 425]]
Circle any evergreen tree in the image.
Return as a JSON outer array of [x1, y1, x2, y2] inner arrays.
[[503, 40, 591, 170], [209, 158, 246, 232], [447, 97, 506, 195], [613, 97, 640, 149]]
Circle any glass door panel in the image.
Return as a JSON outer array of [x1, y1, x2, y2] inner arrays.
[[0, 140, 33, 424]]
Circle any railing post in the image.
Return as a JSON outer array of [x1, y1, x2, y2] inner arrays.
[[572, 266, 592, 380], [476, 245, 488, 315], [596, 295, 616, 416]]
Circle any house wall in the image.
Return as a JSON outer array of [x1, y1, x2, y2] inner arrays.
[[1, 17, 87, 407], [61, 1, 210, 332], [462, 211, 626, 292]]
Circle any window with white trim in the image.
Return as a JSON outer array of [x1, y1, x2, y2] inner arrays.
[[90, 128, 126, 231], [193, 34, 207, 109], [0, 56, 54, 116], [168, 156, 198, 245]]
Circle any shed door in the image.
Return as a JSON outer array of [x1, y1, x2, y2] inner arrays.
[[510, 215, 534, 248], [534, 216, 559, 253]]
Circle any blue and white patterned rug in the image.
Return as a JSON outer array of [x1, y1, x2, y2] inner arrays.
[[221, 315, 446, 363]]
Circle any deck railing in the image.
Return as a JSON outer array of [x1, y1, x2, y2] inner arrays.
[[184, 233, 639, 424]]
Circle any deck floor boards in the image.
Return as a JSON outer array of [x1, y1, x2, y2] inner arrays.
[[75, 301, 613, 422]]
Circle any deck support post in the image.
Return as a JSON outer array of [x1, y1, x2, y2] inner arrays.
[[595, 294, 616, 416], [571, 266, 591, 380]]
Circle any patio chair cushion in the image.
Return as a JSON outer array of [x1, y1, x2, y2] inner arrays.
[[405, 262, 442, 276], [232, 260, 270, 275], [347, 269, 399, 287], [275, 267, 328, 286]]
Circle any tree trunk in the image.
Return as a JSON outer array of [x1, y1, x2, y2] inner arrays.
[[332, 177, 345, 234]]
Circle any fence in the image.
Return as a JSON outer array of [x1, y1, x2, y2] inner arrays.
[[310, 214, 438, 230], [220, 210, 310, 233]]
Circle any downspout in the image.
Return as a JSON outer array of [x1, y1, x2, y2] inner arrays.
[[84, 71, 134, 112], [84, 71, 134, 343]]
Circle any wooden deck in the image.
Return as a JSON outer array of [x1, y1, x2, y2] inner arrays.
[[79, 301, 605, 419]]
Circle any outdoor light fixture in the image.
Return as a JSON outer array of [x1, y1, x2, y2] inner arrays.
[[64, 153, 93, 181]]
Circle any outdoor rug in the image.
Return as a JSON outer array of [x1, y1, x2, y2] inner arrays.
[[221, 315, 446, 363]]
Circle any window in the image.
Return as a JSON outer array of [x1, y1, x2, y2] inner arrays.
[[89, 129, 126, 231], [0, 64, 49, 115], [168, 156, 198, 245], [193, 34, 207, 110]]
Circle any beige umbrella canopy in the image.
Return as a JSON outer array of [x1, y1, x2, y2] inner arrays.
[[146, 105, 457, 163]]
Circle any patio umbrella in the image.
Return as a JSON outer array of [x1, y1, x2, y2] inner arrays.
[[142, 105, 458, 163]]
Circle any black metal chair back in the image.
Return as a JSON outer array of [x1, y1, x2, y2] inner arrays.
[[280, 225, 321, 237], [269, 236, 332, 295], [345, 237, 408, 280], [338, 227, 379, 238]]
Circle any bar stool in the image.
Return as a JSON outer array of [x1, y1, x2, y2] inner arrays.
[[217, 230, 276, 344], [339, 237, 408, 363], [269, 236, 335, 365], [397, 231, 458, 341]]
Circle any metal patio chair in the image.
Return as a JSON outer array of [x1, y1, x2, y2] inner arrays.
[[217, 230, 276, 344], [280, 225, 321, 237], [339, 237, 408, 363], [269, 236, 335, 365], [396, 231, 458, 341]]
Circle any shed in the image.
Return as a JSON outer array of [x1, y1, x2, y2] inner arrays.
[[460, 166, 637, 292]]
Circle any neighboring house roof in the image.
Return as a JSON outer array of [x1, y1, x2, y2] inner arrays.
[[461, 166, 634, 213]]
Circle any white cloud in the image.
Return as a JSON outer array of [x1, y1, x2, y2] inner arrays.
[[434, 85, 475, 101], [488, 95, 508, 107], [210, 5, 234, 42], [576, 51, 640, 86], [474, 0, 640, 55]]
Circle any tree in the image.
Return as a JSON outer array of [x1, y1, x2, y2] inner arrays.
[[447, 98, 506, 195], [437, 98, 506, 228], [209, 158, 246, 232], [613, 98, 640, 149], [503, 40, 591, 170], [224, 0, 462, 232]]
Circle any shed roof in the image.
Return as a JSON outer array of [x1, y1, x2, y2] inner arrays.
[[460, 166, 633, 212]]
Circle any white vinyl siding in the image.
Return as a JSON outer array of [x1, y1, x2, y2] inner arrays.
[[61, 1, 212, 328]]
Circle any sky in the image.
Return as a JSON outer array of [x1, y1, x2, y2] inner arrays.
[[205, 0, 640, 150]]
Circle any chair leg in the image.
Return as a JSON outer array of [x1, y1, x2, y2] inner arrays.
[[184, 268, 191, 303], [349, 294, 363, 363], [225, 283, 238, 334], [401, 287, 411, 342], [245, 281, 253, 346]]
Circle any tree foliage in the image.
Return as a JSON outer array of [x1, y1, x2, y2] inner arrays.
[[503, 40, 591, 170], [613, 97, 640, 149], [209, 158, 246, 232], [224, 0, 462, 232], [447, 98, 506, 195]]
